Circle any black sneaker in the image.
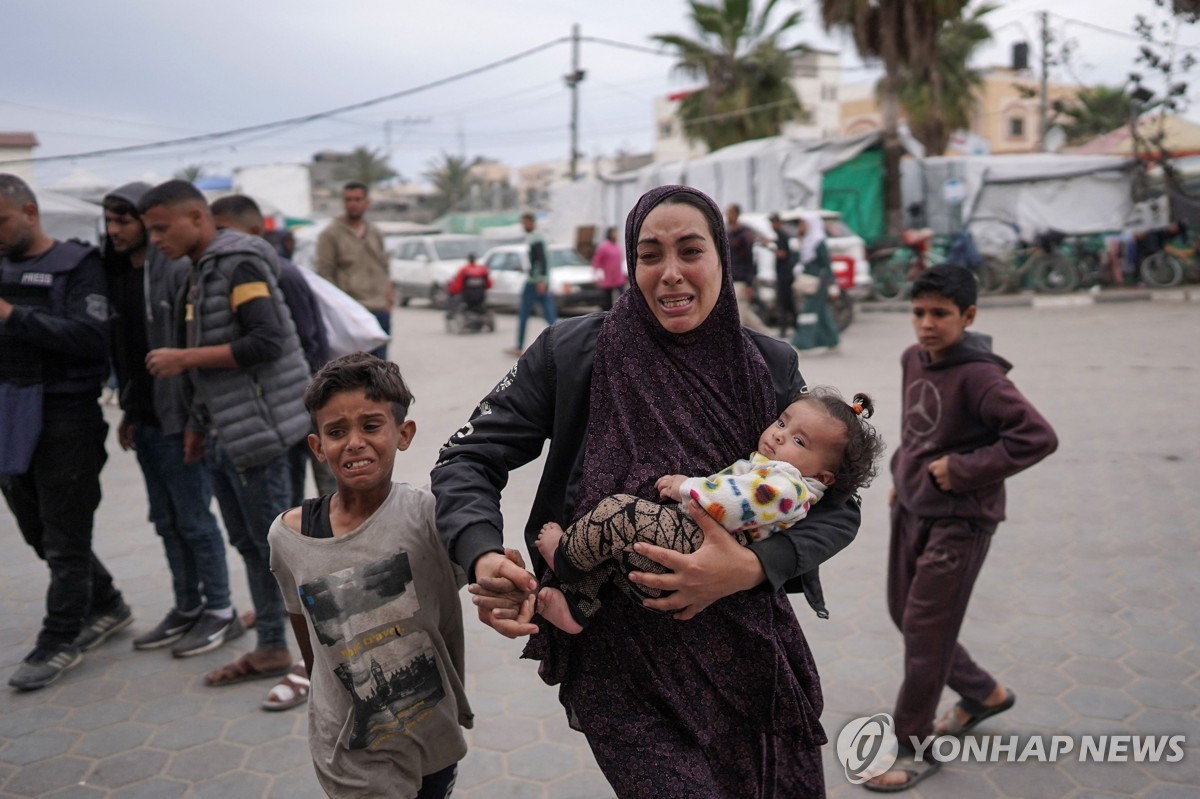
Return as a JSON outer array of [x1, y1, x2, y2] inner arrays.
[[74, 601, 134, 652], [8, 645, 82, 691], [132, 608, 201, 650], [171, 611, 244, 658]]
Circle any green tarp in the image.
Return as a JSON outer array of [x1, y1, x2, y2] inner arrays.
[[820, 148, 884, 243]]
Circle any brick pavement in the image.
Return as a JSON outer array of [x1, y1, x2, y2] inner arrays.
[[2, 298, 1197, 798]]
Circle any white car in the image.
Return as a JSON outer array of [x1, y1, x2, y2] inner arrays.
[[389, 234, 488, 307], [741, 210, 872, 298], [481, 243, 608, 311]]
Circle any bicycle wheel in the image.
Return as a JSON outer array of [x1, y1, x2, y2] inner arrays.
[[1141, 253, 1184, 288], [872, 261, 906, 300], [1032, 252, 1080, 294]]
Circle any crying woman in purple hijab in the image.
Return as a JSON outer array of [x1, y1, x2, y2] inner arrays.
[[431, 185, 862, 798]]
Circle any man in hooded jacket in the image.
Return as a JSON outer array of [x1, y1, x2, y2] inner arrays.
[[101, 182, 236, 658]]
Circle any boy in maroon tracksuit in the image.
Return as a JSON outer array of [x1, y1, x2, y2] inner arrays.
[[868, 265, 1058, 792]]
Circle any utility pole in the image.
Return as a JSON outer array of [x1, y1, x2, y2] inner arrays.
[[565, 23, 586, 181], [1038, 10, 1050, 152]]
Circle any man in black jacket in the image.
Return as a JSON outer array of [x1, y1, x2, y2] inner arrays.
[[102, 182, 237, 658], [0, 173, 131, 690]]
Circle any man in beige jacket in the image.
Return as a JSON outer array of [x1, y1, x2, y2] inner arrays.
[[316, 181, 391, 358]]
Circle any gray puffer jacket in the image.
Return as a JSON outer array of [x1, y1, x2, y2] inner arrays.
[[189, 229, 310, 470]]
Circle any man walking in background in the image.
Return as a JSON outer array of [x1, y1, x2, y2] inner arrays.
[[316, 181, 390, 359], [140, 180, 310, 702], [212, 194, 335, 502], [508, 211, 556, 356], [0, 174, 131, 690], [101, 181, 236, 658], [726, 203, 768, 332]]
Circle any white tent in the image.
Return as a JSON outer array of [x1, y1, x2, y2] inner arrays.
[[961, 154, 1136, 238], [545, 132, 888, 244], [38, 190, 103, 245]]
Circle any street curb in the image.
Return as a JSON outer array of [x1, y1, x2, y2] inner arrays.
[[860, 287, 1199, 313]]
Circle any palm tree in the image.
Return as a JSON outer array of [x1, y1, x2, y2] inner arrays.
[[652, 0, 807, 152], [424, 153, 474, 217], [174, 164, 207, 182], [895, 3, 995, 155], [1055, 86, 1134, 145], [821, 0, 968, 233], [334, 146, 397, 187]]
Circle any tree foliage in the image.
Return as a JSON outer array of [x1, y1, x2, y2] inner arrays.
[[174, 164, 207, 182], [1054, 86, 1134, 145], [424, 153, 474, 217], [652, 0, 807, 151], [893, 3, 995, 155], [821, 0, 969, 232], [334, 146, 397, 187]]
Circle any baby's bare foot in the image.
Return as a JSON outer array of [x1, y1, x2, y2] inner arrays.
[[536, 522, 564, 566], [536, 587, 583, 634]]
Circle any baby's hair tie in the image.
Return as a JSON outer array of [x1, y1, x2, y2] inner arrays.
[[852, 402, 864, 416]]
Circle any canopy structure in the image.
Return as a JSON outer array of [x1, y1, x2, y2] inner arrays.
[[1065, 115, 1200, 159], [38, 190, 102, 245], [904, 154, 1137, 244], [546, 132, 895, 244]]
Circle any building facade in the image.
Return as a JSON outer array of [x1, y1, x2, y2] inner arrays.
[[839, 68, 1082, 155], [652, 49, 844, 162]]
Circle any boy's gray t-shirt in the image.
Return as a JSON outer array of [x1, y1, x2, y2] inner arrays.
[[269, 483, 472, 798]]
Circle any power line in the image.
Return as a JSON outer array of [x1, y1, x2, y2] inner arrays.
[[1052, 13, 1200, 53], [581, 34, 877, 72], [0, 37, 570, 166]]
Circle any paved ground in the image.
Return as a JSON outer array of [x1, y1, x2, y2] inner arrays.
[[1, 295, 1198, 798]]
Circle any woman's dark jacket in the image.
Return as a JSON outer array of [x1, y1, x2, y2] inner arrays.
[[431, 313, 861, 617]]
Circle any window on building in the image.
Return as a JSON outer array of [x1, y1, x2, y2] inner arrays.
[[658, 120, 674, 138], [820, 84, 838, 102], [1008, 116, 1026, 139]]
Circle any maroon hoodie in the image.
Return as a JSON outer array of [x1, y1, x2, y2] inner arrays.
[[891, 331, 1058, 523]]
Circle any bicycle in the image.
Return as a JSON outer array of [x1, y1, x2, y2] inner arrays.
[[965, 218, 1091, 295], [1135, 223, 1192, 288], [868, 229, 995, 299]]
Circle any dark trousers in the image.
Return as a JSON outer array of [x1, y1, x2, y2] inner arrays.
[[776, 277, 795, 336], [1, 404, 123, 649], [133, 424, 231, 613], [206, 440, 292, 651], [286, 436, 336, 506], [371, 308, 391, 360], [887, 503, 998, 742], [416, 763, 457, 799]]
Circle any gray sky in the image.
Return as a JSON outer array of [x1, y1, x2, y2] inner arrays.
[[3, 0, 1196, 191]]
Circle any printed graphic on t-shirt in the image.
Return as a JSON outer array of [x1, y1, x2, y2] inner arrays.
[[299, 553, 445, 750]]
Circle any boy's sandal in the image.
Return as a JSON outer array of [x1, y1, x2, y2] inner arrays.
[[935, 689, 1016, 736], [204, 653, 293, 687], [261, 665, 310, 711], [863, 759, 942, 793]]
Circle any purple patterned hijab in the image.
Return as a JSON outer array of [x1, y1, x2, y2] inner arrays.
[[574, 185, 777, 517]]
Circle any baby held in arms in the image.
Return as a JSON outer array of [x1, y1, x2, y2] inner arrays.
[[535, 387, 884, 633]]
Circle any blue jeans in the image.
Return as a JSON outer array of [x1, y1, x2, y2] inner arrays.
[[206, 440, 291, 651], [1, 403, 123, 648], [371, 309, 391, 360], [134, 424, 231, 613], [515, 281, 557, 351]]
